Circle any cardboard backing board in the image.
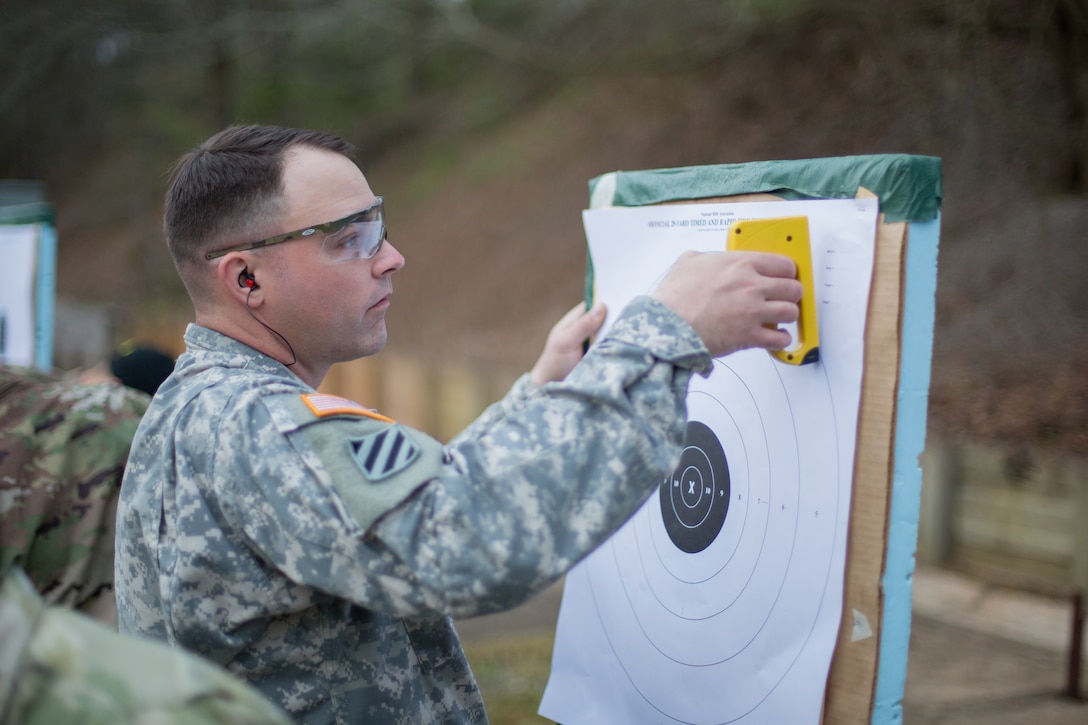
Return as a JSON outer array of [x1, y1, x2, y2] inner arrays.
[[823, 209, 908, 723]]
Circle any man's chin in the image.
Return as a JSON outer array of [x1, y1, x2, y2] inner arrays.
[[346, 328, 388, 361]]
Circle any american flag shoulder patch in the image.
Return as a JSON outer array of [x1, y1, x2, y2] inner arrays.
[[350, 424, 420, 481], [301, 393, 394, 423]]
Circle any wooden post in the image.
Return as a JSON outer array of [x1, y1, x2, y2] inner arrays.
[[380, 351, 435, 433], [1067, 592, 1085, 701], [435, 363, 488, 443], [918, 442, 960, 567], [1068, 464, 1088, 700], [1073, 463, 1088, 598]]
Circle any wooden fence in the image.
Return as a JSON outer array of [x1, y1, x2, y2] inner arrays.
[[918, 439, 1088, 594], [319, 351, 522, 443], [125, 315, 523, 444]]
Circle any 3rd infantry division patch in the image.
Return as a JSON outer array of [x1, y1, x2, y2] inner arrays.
[[350, 425, 420, 481]]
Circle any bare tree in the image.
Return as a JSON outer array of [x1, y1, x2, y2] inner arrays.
[[1046, 0, 1088, 192]]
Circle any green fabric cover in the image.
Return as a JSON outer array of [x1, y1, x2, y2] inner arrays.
[[0, 202, 54, 225], [589, 154, 942, 223]]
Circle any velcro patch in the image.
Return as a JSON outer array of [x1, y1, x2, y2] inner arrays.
[[350, 425, 420, 481], [302, 393, 394, 423]]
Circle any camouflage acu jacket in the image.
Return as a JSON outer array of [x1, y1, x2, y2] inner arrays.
[[0, 565, 291, 724], [0, 365, 149, 622], [115, 295, 710, 724]]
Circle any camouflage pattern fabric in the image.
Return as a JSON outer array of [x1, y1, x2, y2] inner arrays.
[[0, 565, 291, 725], [0, 365, 149, 623], [116, 295, 711, 724]]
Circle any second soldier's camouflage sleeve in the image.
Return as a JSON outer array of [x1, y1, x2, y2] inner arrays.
[[0, 566, 292, 725], [0, 367, 149, 624]]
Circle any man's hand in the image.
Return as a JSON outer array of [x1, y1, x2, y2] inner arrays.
[[530, 302, 607, 385], [651, 251, 803, 358]]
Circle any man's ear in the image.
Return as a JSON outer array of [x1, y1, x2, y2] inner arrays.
[[217, 254, 262, 307]]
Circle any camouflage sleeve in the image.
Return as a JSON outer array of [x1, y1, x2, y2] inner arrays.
[[0, 566, 291, 724], [0, 367, 149, 623], [370, 295, 711, 617]]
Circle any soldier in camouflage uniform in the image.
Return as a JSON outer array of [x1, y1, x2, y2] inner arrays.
[[0, 364, 149, 623], [0, 365, 290, 723], [1, 565, 291, 724], [115, 125, 802, 724]]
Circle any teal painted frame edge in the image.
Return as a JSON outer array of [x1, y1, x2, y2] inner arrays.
[[870, 215, 941, 724], [35, 222, 56, 370]]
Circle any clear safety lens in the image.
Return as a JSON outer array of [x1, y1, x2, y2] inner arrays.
[[320, 220, 385, 262]]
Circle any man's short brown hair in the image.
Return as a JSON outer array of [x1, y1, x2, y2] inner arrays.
[[163, 125, 355, 295]]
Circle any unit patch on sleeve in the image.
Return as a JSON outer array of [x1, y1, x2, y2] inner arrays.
[[350, 424, 420, 481]]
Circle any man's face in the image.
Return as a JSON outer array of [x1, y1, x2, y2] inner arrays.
[[260, 146, 405, 366]]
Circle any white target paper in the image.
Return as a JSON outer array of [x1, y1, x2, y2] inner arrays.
[[540, 198, 879, 725], [0, 224, 40, 367]]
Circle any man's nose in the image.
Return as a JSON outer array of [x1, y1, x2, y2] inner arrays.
[[374, 239, 406, 275]]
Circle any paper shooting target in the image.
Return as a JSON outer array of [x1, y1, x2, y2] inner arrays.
[[581, 350, 845, 723], [541, 197, 877, 725]]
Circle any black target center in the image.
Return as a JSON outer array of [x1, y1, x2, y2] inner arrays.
[[658, 420, 730, 554]]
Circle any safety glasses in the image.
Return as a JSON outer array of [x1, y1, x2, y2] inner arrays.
[[204, 197, 386, 263]]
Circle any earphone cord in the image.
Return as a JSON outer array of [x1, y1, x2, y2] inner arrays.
[[246, 288, 297, 367]]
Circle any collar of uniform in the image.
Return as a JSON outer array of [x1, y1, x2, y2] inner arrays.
[[181, 324, 295, 377]]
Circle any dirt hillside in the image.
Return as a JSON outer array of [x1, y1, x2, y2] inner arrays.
[[53, 38, 1088, 454]]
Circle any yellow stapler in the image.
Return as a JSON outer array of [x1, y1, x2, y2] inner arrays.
[[727, 215, 820, 365]]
